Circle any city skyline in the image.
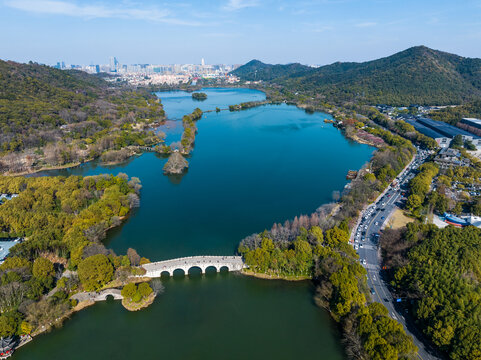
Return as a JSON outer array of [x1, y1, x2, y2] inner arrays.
[[2, 0, 481, 66]]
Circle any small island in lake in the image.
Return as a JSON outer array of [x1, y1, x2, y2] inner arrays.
[[121, 281, 159, 311], [192, 92, 207, 101], [163, 152, 189, 174]]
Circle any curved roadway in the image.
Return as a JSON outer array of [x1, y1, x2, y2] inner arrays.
[[354, 147, 441, 360]]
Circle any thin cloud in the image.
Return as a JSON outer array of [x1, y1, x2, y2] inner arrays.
[[355, 22, 377, 28], [4, 0, 202, 26], [302, 22, 334, 33], [223, 0, 259, 11]]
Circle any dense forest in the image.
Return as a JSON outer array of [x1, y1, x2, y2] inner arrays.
[[232, 46, 481, 106], [231, 60, 311, 81], [0, 60, 166, 174], [0, 174, 147, 338], [381, 224, 481, 360]]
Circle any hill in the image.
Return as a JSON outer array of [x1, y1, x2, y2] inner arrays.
[[0, 60, 165, 173], [231, 46, 481, 105], [232, 60, 312, 81]]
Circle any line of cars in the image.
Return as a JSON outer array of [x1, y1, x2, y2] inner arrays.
[[351, 147, 440, 360], [352, 147, 433, 289]]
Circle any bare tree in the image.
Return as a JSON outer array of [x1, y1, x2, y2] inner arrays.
[[127, 248, 141, 266], [0, 282, 27, 313]]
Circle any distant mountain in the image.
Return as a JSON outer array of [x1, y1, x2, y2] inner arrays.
[[231, 46, 481, 105], [232, 60, 312, 81]]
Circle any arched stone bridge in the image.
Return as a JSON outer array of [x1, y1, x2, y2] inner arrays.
[[71, 288, 123, 302], [141, 256, 244, 277]]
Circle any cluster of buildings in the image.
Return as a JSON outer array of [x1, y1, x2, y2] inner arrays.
[[375, 105, 481, 150], [404, 117, 481, 149], [53, 57, 241, 85], [434, 148, 471, 168]]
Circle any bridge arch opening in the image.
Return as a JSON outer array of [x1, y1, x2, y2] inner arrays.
[[187, 266, 203, 277], [172, 268, 186, 277], [104, 294, 115, 302], [160, 270, 170, 278], [219, 265, 229, 273], [204, 266, 217, 276]]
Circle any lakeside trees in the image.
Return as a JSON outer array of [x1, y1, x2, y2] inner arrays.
[[0, 174, 145, 336], [239, 221, 417, 359]]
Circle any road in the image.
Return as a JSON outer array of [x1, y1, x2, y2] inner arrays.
[[354, 147, 441, 360]]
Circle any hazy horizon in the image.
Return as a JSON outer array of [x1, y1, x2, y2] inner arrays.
[[1, 0, 481, 66]]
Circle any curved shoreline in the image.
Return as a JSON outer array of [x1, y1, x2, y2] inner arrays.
[[240, 269, 311, 281]]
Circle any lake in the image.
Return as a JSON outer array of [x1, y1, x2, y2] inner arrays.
[[16, 88, 374, 360]]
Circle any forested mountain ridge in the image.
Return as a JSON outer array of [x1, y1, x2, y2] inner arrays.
[[0, 60, 165, 174], [231, 46, 481, 105], [232, 60, 312, 81]]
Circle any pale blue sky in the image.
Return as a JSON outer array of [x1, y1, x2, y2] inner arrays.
[[1, 0, 480, 65]]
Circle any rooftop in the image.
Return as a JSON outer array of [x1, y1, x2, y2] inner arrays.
[[0, 239, 22, 262], [404, 119, 448, 139], [462, 117, 481, 124], [417, 117, 480, 139]]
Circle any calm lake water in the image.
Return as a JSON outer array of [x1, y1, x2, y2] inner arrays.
[[17, 88, 374, 360]]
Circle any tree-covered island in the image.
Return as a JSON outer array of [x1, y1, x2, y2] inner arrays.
[[191, 92, 207, 101]]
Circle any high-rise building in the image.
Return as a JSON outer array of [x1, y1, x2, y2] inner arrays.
[[109, 56, 119, 72], [201, 58, 205, 66]]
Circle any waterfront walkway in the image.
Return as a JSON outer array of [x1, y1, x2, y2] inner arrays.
[[141, 255, 244, 277]]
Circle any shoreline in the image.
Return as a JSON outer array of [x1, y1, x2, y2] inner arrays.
[[4, 161, 88, 177], [8, 88, 379, 358], [240, 269, 311, 281]]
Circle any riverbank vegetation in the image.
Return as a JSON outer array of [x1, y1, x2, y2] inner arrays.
[[157, 108, 202, 156], [228, 100, 269, 112], [0, 60, 166, 175], [380, 224, 481, 360], [239, 223, 417, 359], [0, 174, 149, 338]]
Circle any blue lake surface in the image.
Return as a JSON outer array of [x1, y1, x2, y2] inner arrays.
[[18, 88, 374, 360]]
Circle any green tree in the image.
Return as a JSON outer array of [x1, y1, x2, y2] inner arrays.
[[121, 283, 137, 299], [406, 194, 422, 211], [325, 226, 349, 246], [77, 254, 114, 291], [0, 316, 16, 337], [32, 257, 55, 280], [293, 238, 313, 273], [138, 282, 153, 298], [451, 134, 463, 148]]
